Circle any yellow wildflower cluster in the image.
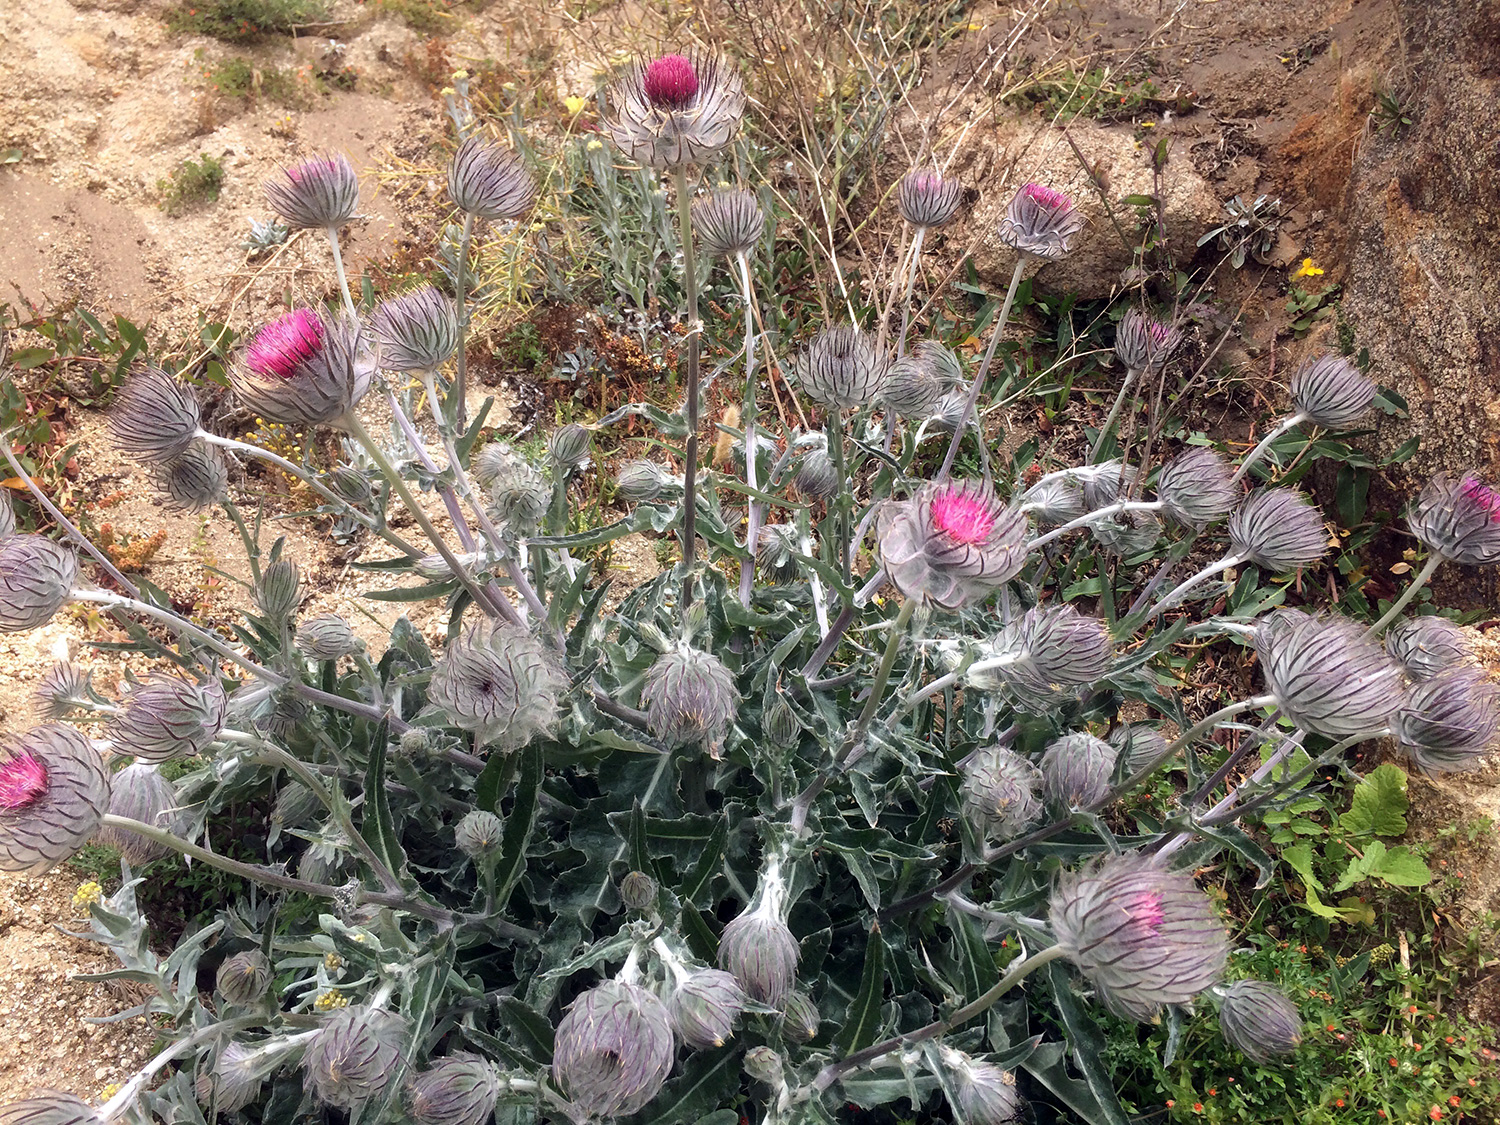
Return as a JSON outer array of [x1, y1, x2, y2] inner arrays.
[[98, 1084, 121, 1101], [314, 989, 350, 1011], [73, 881, 103, 910], [324, 952, 343, 971]]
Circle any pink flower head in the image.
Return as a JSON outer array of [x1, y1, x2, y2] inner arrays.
[[898, 167, 964, 228], [1460, 475, 1500, 522], [287, 156, 338, 185], [643, 54, 699, 109], [0, 753, 47, 811], [247, 310, 325, 381], [1123, 888, 1166, 937], [1022, 183, 1072, 211], [1408, 473, 1500, 567], [931, 484, 997, 545], [999, 182, 1085, 260]]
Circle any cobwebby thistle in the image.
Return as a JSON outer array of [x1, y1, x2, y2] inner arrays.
[[898, 167, 964, 230], [548, 424, 592, 472], [619, 870, 658, 911], [883, 341, 962, 420], [233, 309, 375, 430], [879, 480, 1028, 611], [296, 614, 363, 660], [1157, 447, 1240, 529], [448, 134, 536, 222], [1229, 488, 1329, 572], [0, 1094, 101, 1125], [552, 979, 675, 1117], [110, 367, 202, 463], [454, 809, 503, 859], [1114, 310, 1180, 374], [1289, 353, 1376, 429], [779, 991, 820, 1043], [718, 854, 799, 1004], [996, 183, 1085, 260], [1217, 980, 1303, 1063], [371, 285, 459, 374], [263, 154, 359, 231], [1391, 667, 1500, 773], [692, 189, 765, 258], [216, 950, 272, 1006], [641, 642, 739, 754], [0, 724, 111, 873], [1015, 604, 1113, 690], [1255, 611, 1403, 740], [1039, 732, 1117, 810], [1385, 615, 1470, 681], [1050, 854, 1229, 1021], [0, 534, 77, 633], [94, 763, 179, 864], [33, 662, 105, 722], [615, 459, 674, 502], [1407, 473, 1500, 567], [256, 559, 302, 622], [666, 968, 746, 1049], [961, 745, 1041, 841], [794, 448, 839, 500], [938, 1046, 1022, 1125], [429, 621, 565, 751], [602, 51, 745, 169], [1108, 723, 1169, 775], [302, 1006, 409, 1109], [156, 439, 229, 512], [109, 674, 229, 762], [477, 445, 549, 535], [407, 1054, 502, 1125], [198, 1041, 267, 1113], [792, 326, 891, 411]]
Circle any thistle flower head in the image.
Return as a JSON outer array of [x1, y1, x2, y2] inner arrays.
[[303, 1006, 409, 1109], [792, 326, 891, 410], [1080, 461, 1138, 509], [997, 182, 1085, 260], [33, 662, 103, 721], [603, 51, 745, 169], [156, 439, 229, 511], [0, 534, 77, 633], [615, 460, 673, 502], [448, 135, 536, 222], [552, 980, 676, 1117], [264, 154, 359, 230], [110, 367, 202, 462], [756, 523, 800, 582], [454, 809, 503, 858], [0, 1095, 101, 1125], [1017, 604, 1113, 689], [475, 444, 549, 534], [408, 1054, 503, 1125], [256, 559, 302, 622], [642, 643, 739, 754], [548, 424, 593, 472], [1392, 667, 1500, 774], [668, 968, 746, 1049], [198, 1041, 266, 1114], [883, 341, 962, 420], [1217, 980, 1303, 1063], [794, 448, 839, 499], [1385, 616, 1470, 681], [0, 725, 110, 873], [1108, 723, 1169, 775], [619, 870, 659, 911], [961, 745, 1041, 841], [718, 907, 800, 1004], [1255, 612, 1403, 739], [929, 385, 977, 433], [1229, 488, 1329, 572], [879, 480, 1028, 611], [779, 991, 820, 1043], [692, 189, 765, 258], [296, 614, 363, 660], [1050, 854, 1229, 1021], [233, 309, 375, 430], [94, 763, 179, 864], [899, 167, 964, 229], [216, 950, 272, 1006], [1020, 475, 1089, 527], [1114, 310, 1181, 373], [1039, 732, 1117, 810], [1290, 353, 1375, 429], [939, 1046, 1022, 1125], [371, 285, 459, 374], [109, 674, 229, 762], [1407, 473, 1500, 567], [1157, 447, 1240, 529], [430, 621, 565, 751]]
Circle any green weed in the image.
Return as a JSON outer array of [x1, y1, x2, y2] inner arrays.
[[158, 153, 225, 214]]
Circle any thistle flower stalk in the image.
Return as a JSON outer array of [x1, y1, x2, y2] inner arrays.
[[1232, 413, 1305, 484], [736, 252, 764, 606], [1089, 366, 1140, 465], [938, 257, 1026, 481], [1369, 552, 1444, 634], [674, 165, 703, 610]]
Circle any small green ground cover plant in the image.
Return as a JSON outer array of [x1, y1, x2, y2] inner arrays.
[[158, 153, 226, 214]]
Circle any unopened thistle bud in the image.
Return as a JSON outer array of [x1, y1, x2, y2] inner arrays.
[[479, 448, 548, 535], [0, 534, 76, 633], [997, 182, 1084, 260], [110, 674, 229, 762], [197, 1041, 266, 1114], [1093, 510, 1161, 558], [233, 309, 375, 430], [1217, 979, 1303, 1063], [939, 1046, 1022, 1125], [216, 950, 272, 1005], [961, 745, 1041, 840], [408, 1054, 502, 1125], [718, 904, 799, 1004], [756, 523, 800, 582], [1229, 488, 1329, 572], [642, 643, 739, 754], [1392, 667, 1500, 773], [762, 695, 801, 748], [296, 614, 363, 660], [552, 980, 675, 1117], [110, 368, 202, 463], [0, 1094, 101, 1125], [615, 459, 672, 502], [1157, 447, 1239, 529], [794, 448, 840, 499], [1108, 723, 1169, 775], [398, 728, 431, 756], [157, 439, 229, 511], [448, 135, 536, 222], [454, 809, 503, 858], [94, 762, 179, 864], [1290, 353, 1375, 429], [1081, 460, 1138, 509], [0, 725, 111, 873], [1050, 854, 1229, 1021], [264, 154, 359, 230], [33, 662, 104, 722], [883, 340, 962, 420], [1385, 616, 1469, 681], [692, 189, 765, 258], [619, 870, 658, 911], [256, 559, 302, 622], [1020, 475, 1088, 527], [668, 968, 746, 1049], [1039, 732, 1117, 810], [775, 991, 817, 1044], [899, 167, 964, 229], [327, 465, 374, 504], [793, 326, 890, 410], [1407, 473, 1500, 567], [743, 1046, 782, 1084], [879, 480, 1028, 611], [1255, 611, 1403, 740], [303, 1006, 409, 1110], [548, 424, 592, 472], [1012, 604, 1113, 692], [1115, 309, 1180, 374], [429, 621, 565, 751], [371, 285, 459, 374], [602, 51, 745, 170]]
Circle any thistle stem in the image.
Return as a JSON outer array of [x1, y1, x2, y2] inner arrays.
[[1027, 499, 1162, 552], [938, 256, 1026, 481], [1143, 554, 1241, 623], [895, 226, 926, 361], [736, 252, 763, 607], [828, 407, 852, 585], [1369, 552, 1444, 634], [325, 227, 356, 318], [1232, 413, 1306, 484], [98, 1017, 273, 1122], [453, 211, 477, 435], [672, 165, 702, 609], [1088, 365, 1141, 465]]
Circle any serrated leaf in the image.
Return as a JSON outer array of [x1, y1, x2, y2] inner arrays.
[[360, 721, 405, 877], [1280, 841, 1323, 891], [640, 1046, 739, 1125], [1040, 963, 1131, 1125], [1341, 763, 1408, 837], [833, 924, 887, 1054], [679, 819, 727, 906], [493, 742, 543, 911], [498, 996, 555, 1064]]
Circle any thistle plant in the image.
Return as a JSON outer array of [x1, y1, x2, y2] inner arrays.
[[0, 47, 1494, 1125]]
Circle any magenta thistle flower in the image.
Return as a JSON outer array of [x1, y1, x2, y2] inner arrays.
[[1228, 488, 1329, 572], [1289, 353, 1375, 429], [0, 725, 111, 873], [1050, 854, 1229, 1022], [109, 674, 228, 762], [0, 534, 77, 633], [1218, 980, 1303, 1063], [1385, 615, 1470, 681], [448, 135, 536, 223], [1407, 473, 1500, 567], [1392, 667, 1500, 774], [233, 308, 375, 430], [552, 980, 675, 1117], [898, 168, 964, 229], [264, 154, 359, 231], [880, 480, 1028, 611], [1114, 310, 1180, 373], [997, 182, 1085, 260], [645, 54, 697, 104], [1255, 611, 1403, 740], [110, 367, 202, 463], [603, 50, 745, 169]]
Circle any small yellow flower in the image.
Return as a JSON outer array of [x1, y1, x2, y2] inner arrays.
[[564, 96, 588, 117], [1293, 257, 1325, 279], [73, 881, 103, 910], [452, 70, 469, 82], [314, 989, 349, 1011], [586, 138, 604, 152], [323, 952, 343, 971], [99, 1084, 121, 1101]]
